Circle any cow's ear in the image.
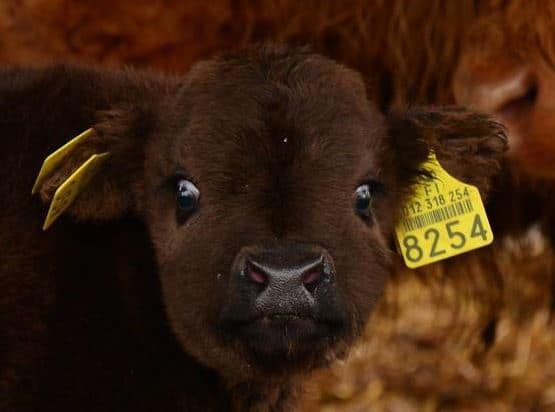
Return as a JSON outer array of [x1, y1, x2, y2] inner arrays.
[[34, 104, 156, 224], [388, 106, 508, 199]]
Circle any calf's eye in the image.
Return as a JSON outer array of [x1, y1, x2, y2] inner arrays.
[[176, 179, 200, 214], [354, 184, 372, 217]]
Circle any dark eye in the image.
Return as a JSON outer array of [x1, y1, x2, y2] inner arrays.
[[354, 184, 372, 217], [176, 179, 200, 215]]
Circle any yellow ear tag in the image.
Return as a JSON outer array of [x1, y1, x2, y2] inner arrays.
[[42, 152, 110, 230], [32, 128, 95, 195], [395, 153, 493, 268]]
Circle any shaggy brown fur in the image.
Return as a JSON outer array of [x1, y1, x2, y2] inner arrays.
[[0, 0, 475, 105], [0, 45, 506, 411]]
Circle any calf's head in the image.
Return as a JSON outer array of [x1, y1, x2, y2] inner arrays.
[[37, 46, 506, 382]]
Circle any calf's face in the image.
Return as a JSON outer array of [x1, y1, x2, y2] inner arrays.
[[142, 53, 396, 376], [38, 47, 506, 381]]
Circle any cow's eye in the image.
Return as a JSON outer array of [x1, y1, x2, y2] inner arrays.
[[354, 184, 372, 217], [176, 179, 200, 215]]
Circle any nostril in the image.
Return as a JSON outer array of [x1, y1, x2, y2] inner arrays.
[[497, 81, 538, 119], [521, 82, 538, 105], [302, 270, 321, 293], [242, 253, 331, 294], [302, 270, 320, 285], [245, 262, 268, 285], [300, 256, 328, 294]]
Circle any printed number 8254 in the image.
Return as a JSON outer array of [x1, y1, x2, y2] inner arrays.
[[401, 214, 488, 263]]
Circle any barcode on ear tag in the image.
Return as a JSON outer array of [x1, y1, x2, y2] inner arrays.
[[42, 152, 110, 230], [394, 153, 493, 268]]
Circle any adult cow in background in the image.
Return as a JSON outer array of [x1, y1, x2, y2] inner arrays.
[[454, 0, 555, 235]]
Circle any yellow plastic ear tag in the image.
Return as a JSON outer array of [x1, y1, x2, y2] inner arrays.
[[32, 128, 94, 195], [42, 152, 110, 230], [395, 153, 493, 268]]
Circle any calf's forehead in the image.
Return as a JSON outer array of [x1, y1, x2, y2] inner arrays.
[[177, 54, 388, 187]]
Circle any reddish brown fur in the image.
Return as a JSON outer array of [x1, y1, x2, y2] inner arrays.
[[0, 1, 476, 104], [0, 45, 506, 411]]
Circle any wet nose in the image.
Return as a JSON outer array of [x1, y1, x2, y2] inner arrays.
[[240, 251, 334, 317], [246, 254, 326, 292]]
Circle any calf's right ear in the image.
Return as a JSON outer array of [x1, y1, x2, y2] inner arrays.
[[33, 105, 156, 227]]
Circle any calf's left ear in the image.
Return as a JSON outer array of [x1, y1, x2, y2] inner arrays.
[[34, 105, 155, 225], [388, 106, 508, 199]]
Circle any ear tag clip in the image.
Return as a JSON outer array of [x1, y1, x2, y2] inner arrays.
[[395, 153, 493, 268], [42, 152, 110, 230], [32, 128, 95, 195], [31, 128, 110, 230]]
